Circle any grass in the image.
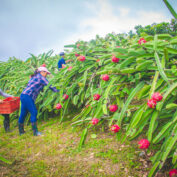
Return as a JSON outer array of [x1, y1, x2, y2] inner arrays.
[[0, 115, 161, 177]]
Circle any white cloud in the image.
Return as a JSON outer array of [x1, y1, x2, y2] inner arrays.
[[118, 7, 130, 17], [62, 0, 169, 45], [37, 0, 170, 56], [137, 11, 168, 25]]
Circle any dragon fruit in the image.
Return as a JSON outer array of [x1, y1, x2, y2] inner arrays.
[[75, 53, 80, 57], [68, 66, 72, 71], [56, 104, 62, 110], [147, 99, 157, 109], [41, 63, 46, 67], [111, 124, 120, 133], [109, 105, 118, 112], [63, 94, 69, 100], [91, 118, 99, 125], [78, 55, 85, 61], [138, 38, 147, 44], [93, 94, 101, 101], [169, 169, 177, 177], [138, 139, 150, 149], [112, 56, 120, 63], [77, 43, 80, 48], [151, 92, 163, 102], [102, 74, 109, 81], [85, 104, 91, 108], [96, 59, 100, 62]]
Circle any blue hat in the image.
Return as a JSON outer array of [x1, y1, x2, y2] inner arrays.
[[60, 52, 65, 56]]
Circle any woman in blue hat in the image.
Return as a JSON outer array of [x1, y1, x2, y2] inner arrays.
[[58, 52, 72, 70]]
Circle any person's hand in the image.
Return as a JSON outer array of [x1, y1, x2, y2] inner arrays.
[[0, 99, 3, 103], [66, 60, 72, 63]]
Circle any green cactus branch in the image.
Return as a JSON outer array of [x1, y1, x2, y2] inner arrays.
[[163, 0, 177, 19]]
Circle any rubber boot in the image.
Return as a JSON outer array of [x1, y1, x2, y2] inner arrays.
[[18, 123, 25, 135], [32, 122, 42, 136], [3, 115, 10, 132]]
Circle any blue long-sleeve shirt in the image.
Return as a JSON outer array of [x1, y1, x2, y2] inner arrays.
[[0, 89, 12, 98], [58, 58, 66, 69], [22, 73, 59, 101]]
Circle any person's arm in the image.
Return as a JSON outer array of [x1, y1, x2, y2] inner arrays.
[[62, 64, 66, 68], [40, 77, 60, 92], [49, 86, 60, 92], [65, 60, 72, 63], [0, 89, 13, 98], [0, 99, 3, 103]]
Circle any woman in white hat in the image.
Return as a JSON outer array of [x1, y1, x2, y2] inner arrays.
[[18, 66, 59, 136]]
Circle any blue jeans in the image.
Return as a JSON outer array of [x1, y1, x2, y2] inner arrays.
[[18, 94, 37, 123]]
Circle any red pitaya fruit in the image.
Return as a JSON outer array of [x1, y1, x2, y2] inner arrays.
[[138, 139, 150, 149], [63, 94, 69, 100], [91, 118, 99, 125], [111, 124, 120, 133], [102, 74, 109, 81], [93, 94, 101, 101], [96, 59, 100, 62], [109, 105, 118, 112], [85, 104, 91, 108], [169, 169, 177, 177], [75, 53, 80, 57], [78, 55, 85, 61], [56, 104, 62, 110], [138, 38, 147, 44], [68, 66, 72, 71], [151, 92, 163, 102], [41, 63, 46, 67], [147, 99, 157, 108], [77, 43, 80, 48], [112, 56, 120, 63], [116, 46, 120, 48]]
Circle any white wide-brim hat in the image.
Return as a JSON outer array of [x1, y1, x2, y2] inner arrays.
[[37, 66, 51, 74]]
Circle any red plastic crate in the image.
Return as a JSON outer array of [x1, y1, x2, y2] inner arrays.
[[0, 97, 20, 114]]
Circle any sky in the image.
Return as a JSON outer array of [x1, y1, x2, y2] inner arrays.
[[0, 0, 176, 61]]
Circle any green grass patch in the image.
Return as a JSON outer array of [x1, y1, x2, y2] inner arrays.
[[0, 117, 150, 177]]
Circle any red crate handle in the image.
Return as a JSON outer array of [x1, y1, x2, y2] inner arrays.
[[3, 97, 20, 102]]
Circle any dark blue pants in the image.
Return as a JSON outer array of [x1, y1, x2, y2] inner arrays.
[[2, 114, 10, 132], [18, 94, 37, 123]]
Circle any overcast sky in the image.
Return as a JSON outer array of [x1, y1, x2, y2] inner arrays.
[[0, 0, 176, 61]]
